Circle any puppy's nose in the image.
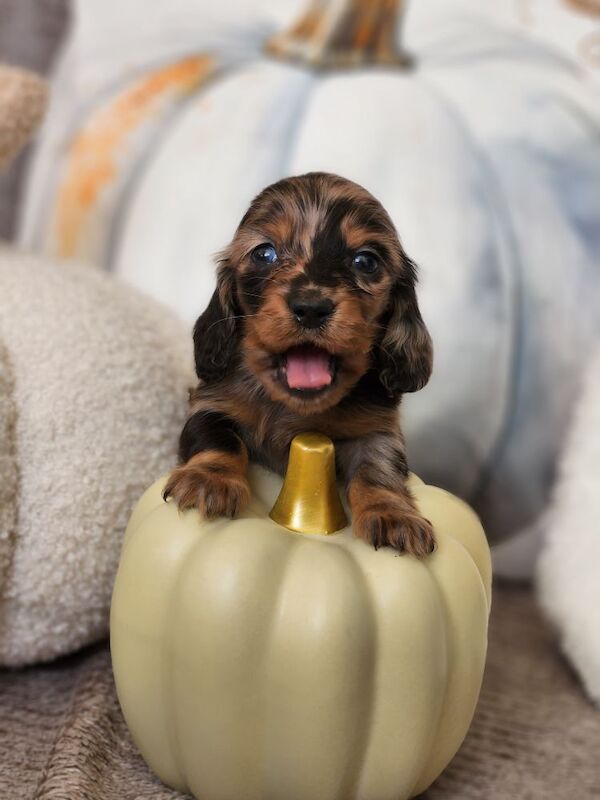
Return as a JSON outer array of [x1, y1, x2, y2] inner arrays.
[[289, 297, 335, 329]]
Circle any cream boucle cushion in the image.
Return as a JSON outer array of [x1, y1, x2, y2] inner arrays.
[[537, 344, 600, 704], [0, 248, 193, 666]]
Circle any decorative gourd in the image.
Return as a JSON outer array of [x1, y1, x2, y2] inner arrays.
[[111, 433, 491, 800], [21, 0, 600, 553]]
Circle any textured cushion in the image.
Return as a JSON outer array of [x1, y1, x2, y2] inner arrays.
[[538, 343, 600, 704], [0, 336, 18, 595], [0, 247, 193, 666]]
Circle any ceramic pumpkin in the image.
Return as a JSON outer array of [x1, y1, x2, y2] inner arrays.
[[21, 0, 600, 554], [111, 433, 491, 800]]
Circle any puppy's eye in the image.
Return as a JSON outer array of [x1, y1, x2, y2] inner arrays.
[[352, 250, 379, 274], [251, 244, 278, 265]]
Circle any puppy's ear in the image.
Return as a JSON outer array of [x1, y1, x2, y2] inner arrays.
[[376, 261, 433, 397], [193, 261, 240, 383]]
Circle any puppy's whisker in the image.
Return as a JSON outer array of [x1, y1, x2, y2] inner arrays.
[[240, 293, 268, 301], [204, 313, 257, 334]]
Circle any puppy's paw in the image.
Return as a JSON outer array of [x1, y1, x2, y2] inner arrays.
[[163, 454, 250, 519], [354, 507, 436, 557]]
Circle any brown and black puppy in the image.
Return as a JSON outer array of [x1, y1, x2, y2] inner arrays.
[[164, 172, 434, 555]]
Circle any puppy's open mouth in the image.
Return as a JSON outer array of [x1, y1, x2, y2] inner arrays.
[[278, 345, 336, 395]]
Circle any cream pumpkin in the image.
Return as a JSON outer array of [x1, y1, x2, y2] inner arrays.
[[111, 435, 491, 800]]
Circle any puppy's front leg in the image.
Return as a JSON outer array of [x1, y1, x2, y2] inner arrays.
[[340, 434, 435, 557], [164, 410, 250, 519]]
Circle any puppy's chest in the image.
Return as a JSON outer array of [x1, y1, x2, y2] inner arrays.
[[236, 408, 385, 477], [238, 414, 318, 476], [191, 381, 398, 474]]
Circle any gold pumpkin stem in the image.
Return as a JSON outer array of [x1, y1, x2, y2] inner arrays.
[[270, 433, 348, 535], [265, 0, 412, 70]]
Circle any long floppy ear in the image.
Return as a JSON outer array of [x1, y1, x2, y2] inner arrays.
[[376, 269, 433, 398], [193, 261, 240, 383]]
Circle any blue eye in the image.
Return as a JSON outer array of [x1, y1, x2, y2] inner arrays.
[[252, 244, 278, 265], [352, 250, 379, 274]]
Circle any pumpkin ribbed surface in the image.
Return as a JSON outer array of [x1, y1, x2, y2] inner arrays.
[[111, 466, 490, 800]]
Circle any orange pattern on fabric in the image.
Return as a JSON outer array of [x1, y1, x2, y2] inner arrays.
[[54, 55, 215, 259]]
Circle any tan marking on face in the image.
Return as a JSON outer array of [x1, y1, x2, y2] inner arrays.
[[340, 214, 401, 256], [298, 202, 326, 259], [341, 219, 376, 251]]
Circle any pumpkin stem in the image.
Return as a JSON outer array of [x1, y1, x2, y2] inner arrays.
[[270, 433, 348, 535], [265, 0, 412, 70]]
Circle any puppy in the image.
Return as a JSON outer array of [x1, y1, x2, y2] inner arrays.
[[164, 172, 434, 555]]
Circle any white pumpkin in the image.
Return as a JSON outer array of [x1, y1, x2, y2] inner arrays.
[[111, 434, 491, 800], [20, 0, 600, 553]]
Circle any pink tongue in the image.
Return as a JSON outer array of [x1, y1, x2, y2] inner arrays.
[[286, 347, 332, 390]]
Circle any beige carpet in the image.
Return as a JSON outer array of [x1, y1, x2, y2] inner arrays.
[[1, 584, 599, 800]]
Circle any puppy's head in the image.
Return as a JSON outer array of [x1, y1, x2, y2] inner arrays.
[[194, 172, 432, 414]]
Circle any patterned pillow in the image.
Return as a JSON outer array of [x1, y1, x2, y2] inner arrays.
[[0, 249, 192, 665]]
